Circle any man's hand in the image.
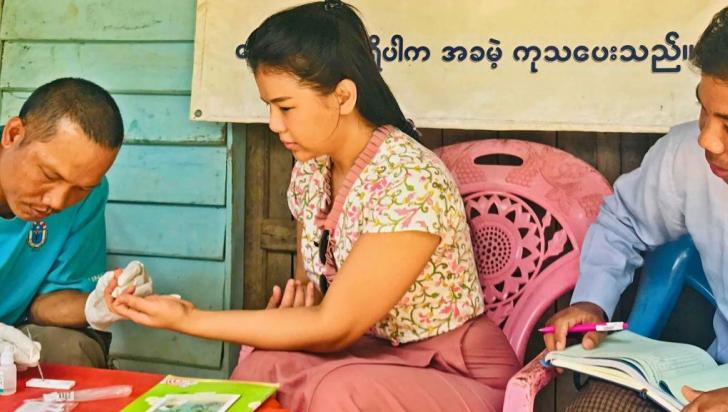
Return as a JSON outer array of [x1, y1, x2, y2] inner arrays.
[[85, 261, 153, 330], [266, 279, 315, 309], [682, 386, 728, 411], [0, 323, 40, 367], [543, 302, 607, 352]]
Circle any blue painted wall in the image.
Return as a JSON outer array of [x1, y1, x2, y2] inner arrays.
[[0, 0, 245, 378]]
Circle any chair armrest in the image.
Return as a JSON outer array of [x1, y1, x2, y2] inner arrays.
[[503, 349, 557, 412]]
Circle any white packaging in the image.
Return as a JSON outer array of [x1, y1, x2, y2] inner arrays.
[[0, 344, 16, 396]]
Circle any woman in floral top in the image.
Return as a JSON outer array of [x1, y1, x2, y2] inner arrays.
[[111, 1, 519, 410]]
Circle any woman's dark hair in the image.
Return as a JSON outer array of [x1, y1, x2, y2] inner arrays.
[[692, 6, 728, 81], [243, 1, 420, 139]]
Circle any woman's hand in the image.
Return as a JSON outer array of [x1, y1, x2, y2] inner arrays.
[[112, 294, 197, 331], [103, 268, 129, 313], [266, 279, 315, 309]]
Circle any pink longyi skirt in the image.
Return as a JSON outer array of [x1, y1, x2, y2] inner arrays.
[[230, 315, 520, 411]]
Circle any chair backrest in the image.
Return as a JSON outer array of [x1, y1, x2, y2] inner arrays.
[[435, 139, 612, 362], [628, 234, 716, 338]]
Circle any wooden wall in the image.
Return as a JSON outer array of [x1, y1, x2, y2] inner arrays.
[[0, 0, 244, 378], [242, 123, 715, 410]]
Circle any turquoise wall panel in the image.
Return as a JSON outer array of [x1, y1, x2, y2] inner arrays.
[[107, 254, 224, 368], [108, 145, 227, 206], [106, 203, 226, 260], [0, 42, 193, 92], [114, 94, 225, 145], [0, 0, 242, 377], [1, 0, 195, 41], [1, 92, 225, 145]]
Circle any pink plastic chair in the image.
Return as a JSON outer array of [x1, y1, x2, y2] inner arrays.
[[435, 139, 612, 412]]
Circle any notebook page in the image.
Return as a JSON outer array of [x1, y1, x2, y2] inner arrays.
[[549, 358, 684, 412], [660, 363, 728, 405], [547, 331, 716, 385]]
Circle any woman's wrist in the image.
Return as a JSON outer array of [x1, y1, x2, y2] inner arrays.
[[178, 307, 205, 335]]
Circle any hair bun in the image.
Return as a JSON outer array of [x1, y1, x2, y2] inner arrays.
[[323, 0, 344, 12]]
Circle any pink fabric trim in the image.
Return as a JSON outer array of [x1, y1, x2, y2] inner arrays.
[[314, 125, 394, 231], [237, 345, 255, 363]]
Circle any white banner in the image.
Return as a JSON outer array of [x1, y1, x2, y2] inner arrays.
[[191, 0, 724, 132]]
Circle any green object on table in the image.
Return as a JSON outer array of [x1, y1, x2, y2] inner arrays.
[[121, 375, 278, 412]]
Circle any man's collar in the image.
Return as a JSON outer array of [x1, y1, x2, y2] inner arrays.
[[0, 190, 13, 220], [0, 208, 15, 220]]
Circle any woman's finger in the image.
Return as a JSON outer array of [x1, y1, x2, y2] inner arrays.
[[293, 281, 304, 307], [305, 282, 315, 307], [266, 286, 281, 309], [103, 269, 122, 309], [115, 294, 156, 314], [280, 279, 295, 308], [103, 280, 117, 309], [112, 301, 154, 326], [104, 270, 120, 294]]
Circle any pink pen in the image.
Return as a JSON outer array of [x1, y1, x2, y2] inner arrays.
[[538, 321, 628, 334]]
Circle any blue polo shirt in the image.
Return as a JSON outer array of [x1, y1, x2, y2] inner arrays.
[[0, 178, 108, 325]]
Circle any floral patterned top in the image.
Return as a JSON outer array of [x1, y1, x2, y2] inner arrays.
[[287, 125, 484, 345]]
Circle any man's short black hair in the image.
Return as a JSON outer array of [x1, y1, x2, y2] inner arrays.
[[19, 77, 123, 148], [692, 6, 728, 81]]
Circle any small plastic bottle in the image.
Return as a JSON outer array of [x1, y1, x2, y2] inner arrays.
[[0, 344, 16, 396]]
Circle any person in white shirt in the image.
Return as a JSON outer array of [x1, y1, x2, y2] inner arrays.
[[544, 6, 728, 412]]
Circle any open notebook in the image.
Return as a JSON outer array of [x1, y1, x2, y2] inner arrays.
[[544, 331, 728, 412]]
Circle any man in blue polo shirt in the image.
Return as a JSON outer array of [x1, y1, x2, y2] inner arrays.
[[0, 78, 151, 368]]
